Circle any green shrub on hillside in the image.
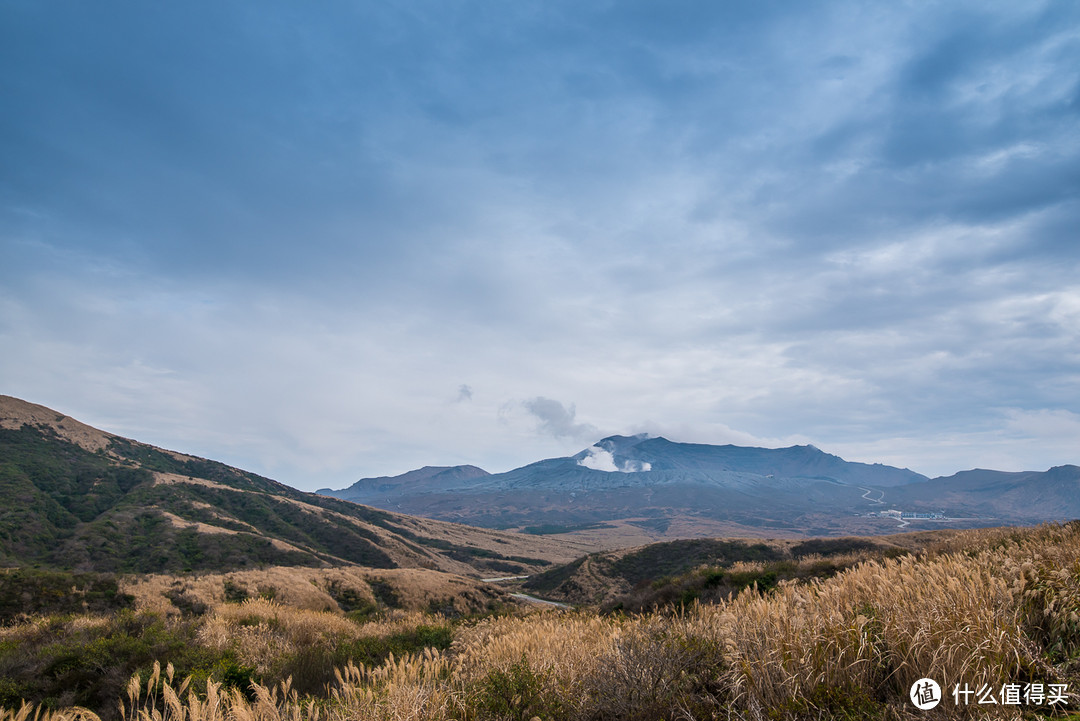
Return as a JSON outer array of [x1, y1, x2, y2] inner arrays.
[[0, 568, 133, 622], [0, 611, 236, 715]]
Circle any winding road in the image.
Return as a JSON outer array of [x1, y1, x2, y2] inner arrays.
[[859, 487, 912, 527], [859, 487, 885, 505], [481, 575, 571, 609]]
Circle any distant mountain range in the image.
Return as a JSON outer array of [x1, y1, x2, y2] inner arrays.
[[3, 394, 1076, 558], [0, 395, 581, 575], [319, 433, 1080, 536]]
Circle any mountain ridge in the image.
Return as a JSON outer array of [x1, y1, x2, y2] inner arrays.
[[321, 433, 928, 502], [317, 464, 490, 499], [320, 432, 1079, 535]]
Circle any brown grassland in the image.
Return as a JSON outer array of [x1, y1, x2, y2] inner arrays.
[[1, 523, 1079, 720]]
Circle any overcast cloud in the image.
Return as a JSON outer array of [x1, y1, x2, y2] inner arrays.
[[2, 1, 1078, 488]]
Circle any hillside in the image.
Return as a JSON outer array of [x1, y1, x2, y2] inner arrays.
[[520, 529, 971, 608], [0, 396, 585, 577]]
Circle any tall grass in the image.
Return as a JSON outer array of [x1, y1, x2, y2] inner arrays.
[[3, 523, 1078, 720]]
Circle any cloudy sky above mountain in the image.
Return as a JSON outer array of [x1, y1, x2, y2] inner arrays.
[[3, 1, 1078, 489]]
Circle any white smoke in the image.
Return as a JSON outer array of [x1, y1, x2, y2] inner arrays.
[[622, 459, 652, 472], [522, 397, 597, 439], [579, 446, 619, 471], [578, 446, 651, 473]]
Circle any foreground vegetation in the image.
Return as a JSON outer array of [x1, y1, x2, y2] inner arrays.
[[0, 564, 508, 713], [1, 523, 1079, 720]]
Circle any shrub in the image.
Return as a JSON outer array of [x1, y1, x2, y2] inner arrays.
[[222, 579, 249, 603], [0, 611, 225, 717], [470, 655, 554, 721]]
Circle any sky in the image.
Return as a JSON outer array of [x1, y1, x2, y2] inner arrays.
[[2, 1, 1079, 490]]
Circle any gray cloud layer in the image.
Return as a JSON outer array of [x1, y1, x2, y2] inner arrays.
[[522, 398, 598, 441], [2, 1, 1078, 487]]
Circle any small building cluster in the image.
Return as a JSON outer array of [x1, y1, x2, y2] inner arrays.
[[870, 509, 946, 519]]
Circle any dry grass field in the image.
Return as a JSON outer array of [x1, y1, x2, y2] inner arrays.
[[0, 522, 1078, 720], [520, 515, 1002, 551], [122, 566, 512, 618]]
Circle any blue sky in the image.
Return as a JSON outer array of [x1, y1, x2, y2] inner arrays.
[[2, 1, 1078, 489]]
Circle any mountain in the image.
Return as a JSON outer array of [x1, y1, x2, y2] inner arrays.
[[319, 434, 929, 535], [888, 464, 1080, 521], [320, 433, 1080, 537], [318, 465, 490, 502], [0, 395, 582, 576], [572, 435, 925, 486]]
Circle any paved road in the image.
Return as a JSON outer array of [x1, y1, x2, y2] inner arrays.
[[482, 575, 571, 608], [859, 487, 885, 504], [509, 592, 571, 609]]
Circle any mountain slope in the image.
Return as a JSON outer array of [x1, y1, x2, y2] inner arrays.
[[0, 395, 582, 575]]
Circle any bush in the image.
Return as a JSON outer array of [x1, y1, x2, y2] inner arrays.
[[583, 621, 727, 721], [0, 568, 133, 622], [222, 579, 249, 603], [335, 623, 454, 669], [470, 655, 555, 721], [0, 611, 228, 717]]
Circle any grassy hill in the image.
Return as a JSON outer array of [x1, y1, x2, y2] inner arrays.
[[0, 396, 583, 577], [521, 531, 973, 608]]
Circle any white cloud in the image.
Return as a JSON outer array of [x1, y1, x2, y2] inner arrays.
[[1003, 408, 1080, 443], [827, 407, 1080, 477]]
